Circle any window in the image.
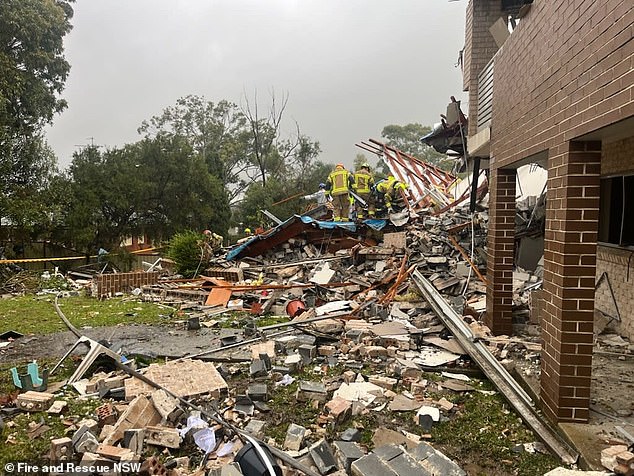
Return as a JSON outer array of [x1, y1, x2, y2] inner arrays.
[[599, 175, 634, 246]]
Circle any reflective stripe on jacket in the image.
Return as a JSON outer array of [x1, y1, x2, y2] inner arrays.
[[328, 169, 351, 196], [354, 172, 373, 194]]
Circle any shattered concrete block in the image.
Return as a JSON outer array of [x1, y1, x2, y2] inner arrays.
[[309, 439, 338, 475], [340, 428, 361, 442], [284, 423, 306, 451], [410, 442, 466, 475], [247, 383, 268, 401], [372, 428, 408, 449], [77, 418, 99, 435], [368, 376, 397, 391], [103, 395, 161, 446], [234, 395, 255, 416], [402, 367, 423, 380], [122, 429, 144, 455], [16, 391, 55, 412], [124, 359, 228, 401], [243, 419, 266, 439], [72, 424, 92, 448], [410, 381, 428, 396], [384, 451, 425, 476], [298, 344, 317, 364], [251, 340, 276, 360], [144, 425, 180, 449], [97, 375, 128, 394], [351, 452, 397, 476], [151, 389, 180, 421], [284, 354, 303, 373], [437, 397, 454, 412], [616, 450, 634, 465], [250, 359, 268, 377], [364, 346, 388, 358], [325, 397, 352, 424], [47, 400, 68, 414], [318, 345, 336, 357], [343, 370, 357, 384], [50, 437, 73, 462], [296, 381, 327, 402], [99, 425, 115, 442], [75, 431, 99, 454], [259, 352, 272, 371], [333, 441, 364, 473]]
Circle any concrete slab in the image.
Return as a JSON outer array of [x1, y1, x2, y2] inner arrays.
[[124, 359, 227, 400], [351, 453, 397, 476], [559, 422, 607, 470]]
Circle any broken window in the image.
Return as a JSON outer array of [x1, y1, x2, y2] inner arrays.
[[599, 175, 634, 247]]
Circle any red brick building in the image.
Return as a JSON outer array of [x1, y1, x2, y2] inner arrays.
[[462, 0, 633, 423]]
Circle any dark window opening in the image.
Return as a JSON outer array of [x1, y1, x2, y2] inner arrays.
[[599, 175, 634, 246]]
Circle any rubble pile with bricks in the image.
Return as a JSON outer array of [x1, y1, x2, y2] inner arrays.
[[2, 193, 632, 475]]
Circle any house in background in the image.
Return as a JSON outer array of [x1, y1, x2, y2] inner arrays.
[[461, 0, 633, 423]]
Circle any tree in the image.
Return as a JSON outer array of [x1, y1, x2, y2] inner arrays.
[[0, 0, 74, 139], [241, 90, 320, 187], [63, 139, 230, 253], [381, 123, 449, 168], [138, 95, 249, 204], [133, 136, 230, 240], [0, 136, 62, 240], [0, 0, 74, 234]]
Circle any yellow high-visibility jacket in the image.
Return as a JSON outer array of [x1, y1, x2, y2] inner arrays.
[[327, 168, 353, 196], [353, 171, 374, 194]]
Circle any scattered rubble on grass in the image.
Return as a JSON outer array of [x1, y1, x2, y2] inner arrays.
[[2, 171, 633, 474]]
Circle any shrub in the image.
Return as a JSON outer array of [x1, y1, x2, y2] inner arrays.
[[167, 230, 204, 278]]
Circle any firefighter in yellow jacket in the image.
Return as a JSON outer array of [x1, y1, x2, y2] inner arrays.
[[325, 163, 354, 221], [353, 163, 375, 220], [375, 176, 409, 215]]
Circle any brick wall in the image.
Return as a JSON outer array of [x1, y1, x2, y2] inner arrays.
[[595, 246, 634, 340], [468, 0, 634, 423], [540, 141, 601, 423], [94, 271, 159, 296], [485, 168, 516, 335], [463, 0, 504, 135], [489, 0, 634, 167]]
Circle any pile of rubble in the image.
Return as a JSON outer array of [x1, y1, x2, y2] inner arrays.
[[22, 214, 552, 471], [9, 191, 627, 475]]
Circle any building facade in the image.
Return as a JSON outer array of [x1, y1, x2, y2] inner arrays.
[[463, 0, 634, 423]]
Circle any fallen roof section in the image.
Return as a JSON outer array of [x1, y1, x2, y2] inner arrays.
[[226, 214, 387, 261], [356, 138, 458, 210]]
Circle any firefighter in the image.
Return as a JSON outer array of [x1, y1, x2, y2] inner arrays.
[[353, 163, 375, 220], [375, 176, 409, 215], [201, 229, 224, 260], [325, 163, 354, 221]]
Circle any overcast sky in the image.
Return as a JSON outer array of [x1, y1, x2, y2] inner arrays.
[[45, 0, 468, 170]]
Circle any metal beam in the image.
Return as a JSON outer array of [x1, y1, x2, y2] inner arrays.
[[411, 270, 578, 464]]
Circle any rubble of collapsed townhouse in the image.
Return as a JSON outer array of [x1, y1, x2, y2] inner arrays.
[[2, 167, 633, 475]]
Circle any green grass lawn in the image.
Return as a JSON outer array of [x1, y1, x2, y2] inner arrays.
[[0, 294, 168, 335]]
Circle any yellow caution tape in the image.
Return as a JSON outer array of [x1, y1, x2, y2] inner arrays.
[[0, 256, 86, 264]]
